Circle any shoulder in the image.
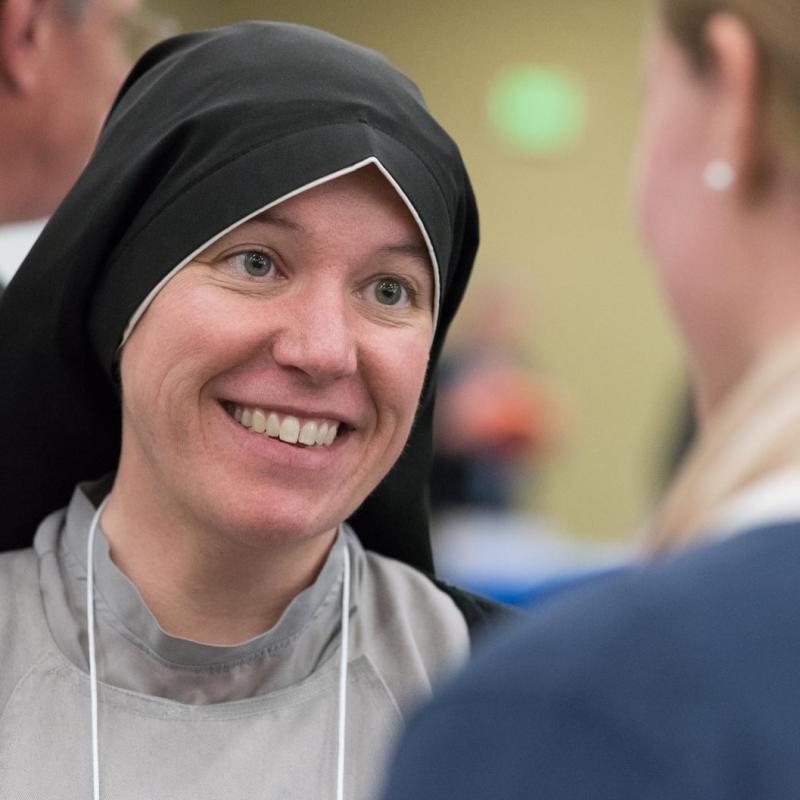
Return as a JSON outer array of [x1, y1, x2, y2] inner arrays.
[[0, 546, 45, 633], [459, 519, 800, 693], [352, 543, 481, 710], [428, 576, 520, 636], [382, 523, 800, 799], [359, 546, 514, 644], [441, 521, 800, 725], [0, 548, 51, 709], [0, 546, 40, 610], [358, 548, 470, 660]]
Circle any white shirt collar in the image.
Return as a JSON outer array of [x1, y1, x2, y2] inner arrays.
[[707, 465, 800, 540], [0, 218, 46, 285]]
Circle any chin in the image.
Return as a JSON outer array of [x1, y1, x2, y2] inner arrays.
[[194, 488, 344, 546]]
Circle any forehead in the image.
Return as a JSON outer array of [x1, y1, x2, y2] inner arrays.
[[245, 166, 429, 258], [271, 166, 418, 225]]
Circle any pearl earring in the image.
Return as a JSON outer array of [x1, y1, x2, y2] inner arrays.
[[703, 159, 736, 191]]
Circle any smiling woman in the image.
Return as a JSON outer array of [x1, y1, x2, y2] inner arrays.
[[0, 21, 507, 800]]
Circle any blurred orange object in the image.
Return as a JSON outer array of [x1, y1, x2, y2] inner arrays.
[[435, 359, 565, 459]]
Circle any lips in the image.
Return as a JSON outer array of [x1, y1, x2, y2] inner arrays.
[[224, 403, 342, 447]]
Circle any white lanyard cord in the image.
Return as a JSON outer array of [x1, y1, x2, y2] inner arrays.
[[86, 496, 109, 800], [86, 508, 351, 800], [336, 542, 351, 800]]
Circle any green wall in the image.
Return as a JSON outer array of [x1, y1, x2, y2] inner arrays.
[[155, 0, 684, 541]]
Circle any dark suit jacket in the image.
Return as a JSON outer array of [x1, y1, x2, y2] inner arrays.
[[380, 521, 800, 799]]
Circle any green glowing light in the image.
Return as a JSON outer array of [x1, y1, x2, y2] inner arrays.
[[488, 65, 586, 156]]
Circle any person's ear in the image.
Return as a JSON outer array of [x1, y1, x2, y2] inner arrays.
[[0, 0, 54, 95], [703, 12, 764, 196]]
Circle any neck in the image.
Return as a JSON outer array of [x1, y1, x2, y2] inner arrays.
[[101, 473, 338, 645], [690, 346, 754, 428]]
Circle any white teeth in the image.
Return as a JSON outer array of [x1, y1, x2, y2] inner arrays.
[[266, 413, 281, 437], [251, 409, 267, 434], [230, 404, 342, 448], [279, 416, 300, 444], [325, 424, 338, 446], [299, 421, 318, 446]]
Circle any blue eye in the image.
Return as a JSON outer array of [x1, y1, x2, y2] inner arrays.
[[373, 278, 406, 306], [233, 251, 273, 277]]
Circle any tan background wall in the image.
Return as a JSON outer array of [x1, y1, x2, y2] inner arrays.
[[154, 0, 684, 542]]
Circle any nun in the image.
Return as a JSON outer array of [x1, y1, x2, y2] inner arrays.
[[0, 21, 506, 799]]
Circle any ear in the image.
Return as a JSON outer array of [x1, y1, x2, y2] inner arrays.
[[0, 0, 54, 95], [703, 12, 764, 195]]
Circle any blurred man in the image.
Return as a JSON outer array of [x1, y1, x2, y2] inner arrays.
[[0, 0, 140, 224]]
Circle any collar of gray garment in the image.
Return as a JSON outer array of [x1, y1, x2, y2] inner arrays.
[[39, 482, 350, 704]]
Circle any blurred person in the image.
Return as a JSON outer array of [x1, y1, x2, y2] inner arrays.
[[432, 285, 564, 511], [429, 286, 603, 607], [0, 0, 138, 224], [0, 21, 510, 799], [379, 1, 800, 798], [0, 0, 175, 295]]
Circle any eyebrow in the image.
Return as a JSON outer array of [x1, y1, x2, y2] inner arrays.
[[376, 242, 431, 266], [249, 210, 306, 232]]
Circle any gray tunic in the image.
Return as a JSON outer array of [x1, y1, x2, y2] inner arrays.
[[0, 486, 469, 798]]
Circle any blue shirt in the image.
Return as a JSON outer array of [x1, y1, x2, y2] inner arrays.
[[380, 521, 800, 799]]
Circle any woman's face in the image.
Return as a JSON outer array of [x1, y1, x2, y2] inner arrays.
[[117, 166, 435, 545], [632, 23, 739, 362]]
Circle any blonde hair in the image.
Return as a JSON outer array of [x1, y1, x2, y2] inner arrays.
[[647, 335, 800, 555]]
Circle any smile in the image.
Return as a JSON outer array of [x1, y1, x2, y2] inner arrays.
[[225, 403, 342, 447]]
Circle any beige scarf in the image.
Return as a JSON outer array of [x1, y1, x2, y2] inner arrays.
[[647, 331, 800, 555]]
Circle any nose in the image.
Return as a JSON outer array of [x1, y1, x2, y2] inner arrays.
[[270, 287, 358, 384]]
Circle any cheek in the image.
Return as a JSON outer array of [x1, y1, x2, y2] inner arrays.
[[632, 104, 675, 258], [371, 331, 432, 433], [118, 329, 189, 445], [119, 287, 231, 431], [632, 102, 709, 292], [631, 120, 732, 358]]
